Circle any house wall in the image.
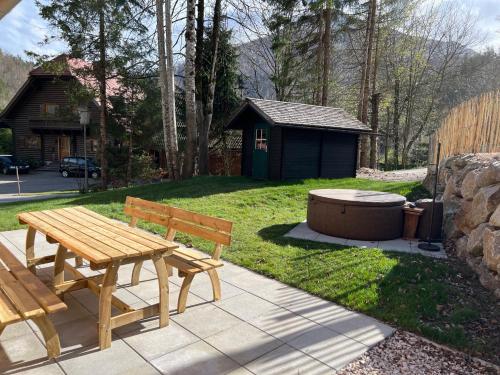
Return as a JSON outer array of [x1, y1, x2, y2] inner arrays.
[[281, 128, 358, 180], [3, 76, 98, 164]]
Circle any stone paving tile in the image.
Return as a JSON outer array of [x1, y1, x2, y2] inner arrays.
[[0, 321, 34, 342], [217, 293, 277, 322], [245, 343, 334, 375], [249, 306, 321, 343], [188, 277, 246, 302], [226, 367, 255, 375], [56, 339, 159, 375], [145, 287, 207, 313], [171, 304, 242, 338], [151, 340, 240, 375], [0, 332, 60, 374], [284, 222, 447, 258], [205, 321, 283, 365], [288, 328, 368, 370], [119, 320, 199, 361]]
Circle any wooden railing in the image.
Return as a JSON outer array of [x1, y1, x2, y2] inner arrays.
[[432, 90, 500, 163]]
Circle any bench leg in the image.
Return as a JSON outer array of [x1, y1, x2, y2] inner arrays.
[[207, 269, 221, 301], [0, 323, 5, 336], [25, 227, 36, 274], [152, 253, 169, 327], [75, 256, 84, 267], [131, 261, 143, 286], [99, 261, 120, 350], [177, 273, 194, 314], [32, 316, 61, 359]]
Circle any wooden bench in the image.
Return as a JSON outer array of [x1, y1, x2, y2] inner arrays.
[[124, 196, 233, 313], [0, 242, 66, 358]]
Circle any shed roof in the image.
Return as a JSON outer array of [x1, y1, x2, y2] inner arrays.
[[227, 98, 371, 133]]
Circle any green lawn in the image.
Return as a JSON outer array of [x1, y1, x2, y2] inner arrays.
[[0, 176, 498, 363]]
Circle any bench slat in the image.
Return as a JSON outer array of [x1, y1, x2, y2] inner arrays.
[[169, 218, 231, 246], [166, 256, 222, 274], [0, 264, 45, 319], [0, 289, 21, 325], [0, 243, 66, 314]]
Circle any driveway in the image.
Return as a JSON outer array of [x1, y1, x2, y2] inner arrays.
[[0, 170, 81, 203]]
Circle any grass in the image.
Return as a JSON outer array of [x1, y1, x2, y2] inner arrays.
[[0, 176, 498, 363]]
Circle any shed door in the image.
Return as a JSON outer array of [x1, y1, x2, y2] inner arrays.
[[282, 129, 321, 179], [252, 123, 269, 179], [320, 132, 357, 178]]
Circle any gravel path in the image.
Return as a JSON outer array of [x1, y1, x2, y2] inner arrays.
[[357, 167, 428, 182], [337, 331, 499, 375]]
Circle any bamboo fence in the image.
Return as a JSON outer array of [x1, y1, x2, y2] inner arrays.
[[432, 90, 500, 163]]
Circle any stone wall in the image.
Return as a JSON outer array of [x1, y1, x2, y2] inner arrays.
[[437, 153, 500, 298]]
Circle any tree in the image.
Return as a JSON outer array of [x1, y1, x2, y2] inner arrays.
[[198, 0, 223, 175], [183, 0, 197, 178], [37, 0, 152, 187], [358, 0, 377, 168], [156, 0, 180, 180]]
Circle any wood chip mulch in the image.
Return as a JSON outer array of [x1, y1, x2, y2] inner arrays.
[[337, 331, 499, 375]]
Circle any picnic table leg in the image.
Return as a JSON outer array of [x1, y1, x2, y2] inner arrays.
[[152, 253, 169, 328], [99, 261, 120, 350], [53, 244, 68, 286], [25, 226, 36, 274], [131, 261, 143, 286], [0, 324, 5, 336], [32, 316, 61, 359]]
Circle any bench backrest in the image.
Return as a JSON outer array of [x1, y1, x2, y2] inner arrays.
[[124, 196, 232, 260]]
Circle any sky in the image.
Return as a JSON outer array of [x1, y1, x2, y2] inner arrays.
[[0, 0, 499, 60]]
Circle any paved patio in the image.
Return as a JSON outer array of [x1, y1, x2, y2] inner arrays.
[[285, 221, 446, 258], [0, 229, 394, 375]]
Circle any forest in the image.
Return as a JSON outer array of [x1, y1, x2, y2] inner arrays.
[[1, 0, 499, 185]]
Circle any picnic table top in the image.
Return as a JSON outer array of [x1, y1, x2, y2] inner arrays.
[[17, 206, 177, 264]]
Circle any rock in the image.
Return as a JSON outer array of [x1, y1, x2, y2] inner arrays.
[[455, 236, 468, 259], [490, 205, 500, 227], [460, 170, 480, 200], [466, 223, 492, 256], [443, 175, 461, 201], [476, 162, 500, 188], [442, 196, 463, 239], [454, 200, 473, 235], [468, 184, 500, 228], [483, 227, 500, 272]]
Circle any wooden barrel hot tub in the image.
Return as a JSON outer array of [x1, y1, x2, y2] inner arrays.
[[307, 189, 406, 241]]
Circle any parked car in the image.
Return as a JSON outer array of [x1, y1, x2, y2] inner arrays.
[[59, 157, 101, 179], [0, 155, 30, 175]]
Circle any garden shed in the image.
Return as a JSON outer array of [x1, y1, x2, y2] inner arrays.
[[226, 98, 372, 179]]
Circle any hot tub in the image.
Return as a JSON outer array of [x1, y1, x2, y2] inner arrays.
[[307, 189, 406, 241]]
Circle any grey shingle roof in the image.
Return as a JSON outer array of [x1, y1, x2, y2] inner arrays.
[[246, 98, 371, 133]]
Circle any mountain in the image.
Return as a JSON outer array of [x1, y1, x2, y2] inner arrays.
[[0, 50, 33, 111]]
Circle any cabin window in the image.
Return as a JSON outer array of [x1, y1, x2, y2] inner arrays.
[[87, 138, 98, 152], [255, 128, 268, 151], [24, 135, 41, 149], [40, 103, 59, 116]]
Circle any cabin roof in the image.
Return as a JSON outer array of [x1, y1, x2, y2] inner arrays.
[[227, 98, 372, 133], [0, 54, 127, 120]]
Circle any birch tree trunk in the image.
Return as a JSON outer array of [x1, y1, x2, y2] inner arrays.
[[358, 0, 376, 168], [156, 0, 179, 180], [315, 9, 325, 105], [98, 3, 108, 188], [195, 0, 205, 145], [321, 2, 332, 106], [183, 0, 197, 178], [199, 0, 222, 175]]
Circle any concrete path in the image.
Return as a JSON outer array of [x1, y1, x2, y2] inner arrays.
[[0, 171, 86, 204], [285, 222, 446, 259], [0, 229, 394, 375]]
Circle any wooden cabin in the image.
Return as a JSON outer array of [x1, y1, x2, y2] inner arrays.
[[226, 98, 371, 179]]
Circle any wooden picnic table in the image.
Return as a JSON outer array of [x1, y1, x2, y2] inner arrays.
[[17, 206, 178, 350]]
